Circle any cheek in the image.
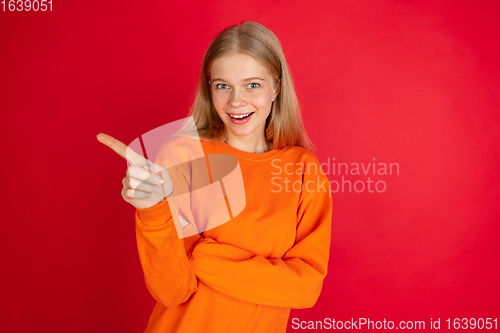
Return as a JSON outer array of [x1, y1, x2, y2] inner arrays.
[[252, 91, 274, 108], [211, 94, 226, 112]]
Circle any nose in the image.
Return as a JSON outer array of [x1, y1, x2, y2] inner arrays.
[[229, 88, 247, 108]]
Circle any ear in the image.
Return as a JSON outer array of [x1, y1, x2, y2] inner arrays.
[[273, 79, 281, 102]]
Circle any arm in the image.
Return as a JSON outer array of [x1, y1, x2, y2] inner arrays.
[[135, 199, 201, 308], [189, 159, 333, 309], [134, 137, 205, 308]]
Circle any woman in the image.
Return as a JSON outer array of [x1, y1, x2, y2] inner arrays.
[[97, 21, 332, 333]]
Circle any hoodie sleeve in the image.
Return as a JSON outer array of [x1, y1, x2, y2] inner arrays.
[[189, 157, 333, 309]]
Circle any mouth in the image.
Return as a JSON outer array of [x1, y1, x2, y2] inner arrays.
[[227, 112, 255, 124], [228, 112, 254, 119]]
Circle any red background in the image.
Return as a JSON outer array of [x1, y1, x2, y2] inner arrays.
[[1, 0, 499, 331]]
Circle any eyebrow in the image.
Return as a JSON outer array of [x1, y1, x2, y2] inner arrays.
[[211, 77, 266, 83]]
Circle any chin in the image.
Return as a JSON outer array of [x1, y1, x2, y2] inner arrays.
[[228, 129, 252, 138]]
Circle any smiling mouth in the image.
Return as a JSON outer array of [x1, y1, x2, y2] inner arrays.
[[228, 112, 254, 119]]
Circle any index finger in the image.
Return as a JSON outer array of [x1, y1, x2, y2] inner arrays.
[[96, 133, 148, 167]]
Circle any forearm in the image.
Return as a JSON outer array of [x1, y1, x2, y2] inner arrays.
[[135, 199, 198, 308], [189, 237, 328, 309]]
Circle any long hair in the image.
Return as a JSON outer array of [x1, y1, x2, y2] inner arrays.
[[184, 21, 314, 152]]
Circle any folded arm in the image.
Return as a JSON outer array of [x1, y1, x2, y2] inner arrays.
[[189, 169, 333, 309]]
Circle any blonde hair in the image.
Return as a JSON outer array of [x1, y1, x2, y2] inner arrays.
[[185, 21, 314, 152]]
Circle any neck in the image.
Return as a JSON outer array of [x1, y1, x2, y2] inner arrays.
[[224, 132, 273, 154]]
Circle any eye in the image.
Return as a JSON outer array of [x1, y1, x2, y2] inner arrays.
[[215, 83, 228, 90], [249, 83, 260, 88]]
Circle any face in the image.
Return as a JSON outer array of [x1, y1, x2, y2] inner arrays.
[[209, 53, 280, 144]]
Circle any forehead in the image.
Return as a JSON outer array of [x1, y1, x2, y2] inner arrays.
[[210, 53, 271, 80]]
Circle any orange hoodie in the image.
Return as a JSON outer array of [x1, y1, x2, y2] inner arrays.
[[135, 138, 332, 332]]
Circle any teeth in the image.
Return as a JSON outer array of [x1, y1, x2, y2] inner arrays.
[[230, 113, 252, 119]]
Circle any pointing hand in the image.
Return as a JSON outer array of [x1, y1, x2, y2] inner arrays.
[[96, 133, 173, 210]]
